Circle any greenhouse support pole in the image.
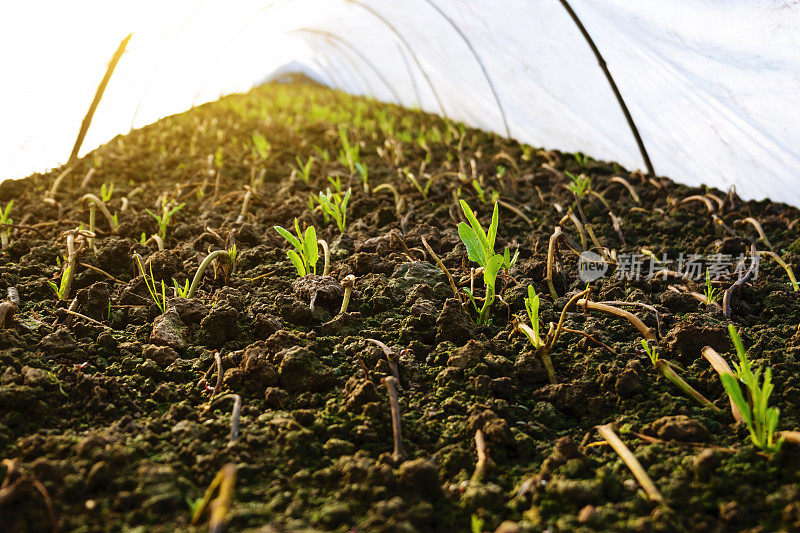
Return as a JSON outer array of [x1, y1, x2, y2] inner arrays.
[[556, 1, 655, 176], [69, 33, 132, 164]]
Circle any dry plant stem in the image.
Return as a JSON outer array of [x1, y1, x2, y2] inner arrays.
[[701, 346, 743, 421], [421, 236, 460, 300], [610, 176, 640, 203], [145, 235, 165, 251], [545, 227, 563, 300], [576, 300, 656, 341], [79, 262, 120, 282], [656, 360, 721, 411], [630, 431, 736, 453], [191, 463, 236, 533], [496, 199, 533, 226], [596, 424, 663, 504], [560, 326, 617, 354], [0, 459, 59, 533], [80, 167, 96, 189], [712, 214, 737, 236], [470, 429, 487, 484], [318, 239, 330, 276], [759, 251, 798, 291], [60, 308, 112, 329], [599, 301, 663, 339], [44, 165, 75, 204], [339, 275, 355, 314], [548, 289, 591, 351], [235, 186, 253, 223], [81, 194, 117, 231], [779, 431, 800, 446], [382, 376, 406, 462], [209, 393, 242, 442], [723, 244, 758, 318], [563, 211, 588, 250], [743, 217, 773, 251], [186, 249, 231, 299], [366, 339, 400, 382], [373, 183, 404, 214], [680, 195, 715, 213]]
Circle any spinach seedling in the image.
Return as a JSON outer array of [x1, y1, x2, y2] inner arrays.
[[135, 254, 167, 313], [458, 200, 508, 325], [720, 325, 784, 453], [704, 268, 719, 305], [147, 198, 185, 242], [566, 171, 590, 198], [0, 200, 12, 248], [641, 339, 720, 411], [275, 219, 319, 277], [291, 156, 314, 184], [312, 188, 351, 234]]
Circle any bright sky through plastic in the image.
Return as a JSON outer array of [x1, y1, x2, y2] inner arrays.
[[2, 1, 800, 205], [0, 1, 329, 180]]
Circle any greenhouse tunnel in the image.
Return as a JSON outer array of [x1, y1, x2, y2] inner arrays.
[[4, 0, 800, 205]]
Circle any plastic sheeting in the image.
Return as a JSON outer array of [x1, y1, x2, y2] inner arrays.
[[3, 1, 800, 205]]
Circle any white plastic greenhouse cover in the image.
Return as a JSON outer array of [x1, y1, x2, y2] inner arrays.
[[3, 1, 800, 205]]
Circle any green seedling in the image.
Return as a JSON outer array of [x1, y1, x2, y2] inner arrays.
[[147, 198, 185, 241], [516, 285, 557, 384], [704, 268, 719, 304], [327, 175, 343, 195], [214, 146, 224, 168], [574, 152, 588, 168], [48, 264, 72, 300], [275, 219, 319, 277], [641, 339, 720, 411], [470, 514, 484, 533], [458, 200, 511, 325], [312, 188, 351, 233], [182, 246, 237, 299], [0, 200, 13, 248], [337, 125, 360, 173], [173, 279, 190, 298], [403, 168, 436, 199], [472, 180, 499, 204], [251, 133, 271, 160], [720, 325, 784, 453], [566, 171, 590, 198], [291, 156, 314, 184], [354, 162, 369, 193], [135, 254, 167, 313], [100, 182, 114, 203]]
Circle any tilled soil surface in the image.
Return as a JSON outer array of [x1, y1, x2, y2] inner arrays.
[[1, 82, 799, 532]]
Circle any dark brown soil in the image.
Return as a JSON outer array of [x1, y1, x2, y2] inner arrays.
[[1, 81, 799, 532]]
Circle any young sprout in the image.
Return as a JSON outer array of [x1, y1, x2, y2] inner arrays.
[[184, 247, 236, 299], [275, 219, 319, 277], [312, 188, 351, 234], [147, 198, 185, 242], [641, 339, 720, 411], [354, 162, 369, 193], [566, 171, 590, 198], [339, 274, 356, 314], [135, 254, 167, 313], [720, 325, 784, 453], [458, 201, 516, 324], [100, 182, 114, 203], [48, 229, 92, 301], [402, 168, 437, 200], [251, 133, 271, 160], [291, 156, 314, 184], [472, 180, 498, 204], [173, 279, 190, 298], [81, 192, 119, 246], [0, 201, 13, 249], [704, 268, 719, 305], [516, 285, 558, 384]]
